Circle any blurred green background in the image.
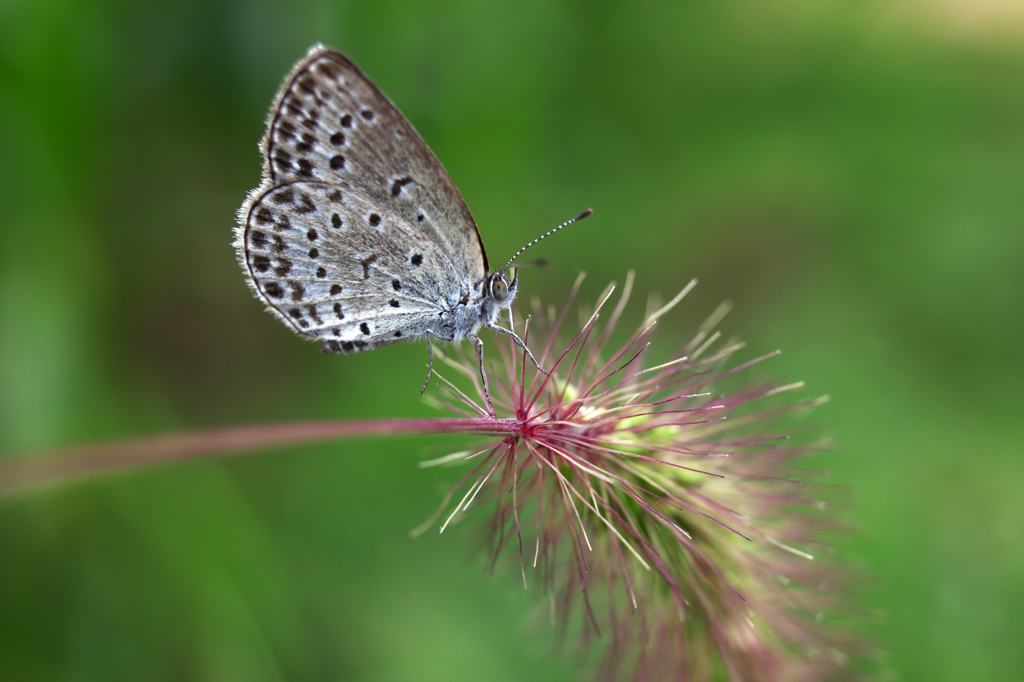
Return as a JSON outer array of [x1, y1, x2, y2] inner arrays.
[[2, 0, 1023, 679]]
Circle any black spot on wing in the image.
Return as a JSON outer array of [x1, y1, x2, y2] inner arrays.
[[273, 259, 292, 277], [255, 207, 273, 224], [296, 133, 317, 153], [360, 253, 379, 279], [252, 255, 270, 273], [271, 189, 294, 204], [277, 120, 296, 141], [273, 151, 292, 172], [390, 176, 413, 197], [295, 194, 316, 214]]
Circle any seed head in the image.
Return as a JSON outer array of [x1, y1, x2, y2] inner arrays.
[[419, 273, 861, 681]]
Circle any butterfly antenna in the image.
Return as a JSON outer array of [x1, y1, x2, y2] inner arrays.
[[502, 209, 593, 274]]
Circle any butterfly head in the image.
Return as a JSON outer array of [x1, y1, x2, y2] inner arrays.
[[478, 268, 518, 328], [488, 268, 515, 303]]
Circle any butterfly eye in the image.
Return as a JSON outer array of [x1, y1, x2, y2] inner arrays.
[[490, 276, 509, 302]]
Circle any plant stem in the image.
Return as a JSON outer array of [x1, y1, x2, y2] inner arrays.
[[0, 417, 518, 500]]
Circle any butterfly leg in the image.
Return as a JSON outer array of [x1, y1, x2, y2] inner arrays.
[[468, 333, 496, 417], [420, 335, 436, 396], [490, 324, 548, 376], [421, 330, 453, 396]]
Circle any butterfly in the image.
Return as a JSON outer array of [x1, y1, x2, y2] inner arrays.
[[234, 44, 589, 412]]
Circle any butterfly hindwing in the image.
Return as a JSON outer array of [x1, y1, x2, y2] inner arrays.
[[242, 181, 466, 352]]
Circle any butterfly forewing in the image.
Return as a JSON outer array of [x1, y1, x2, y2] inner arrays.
[[237, 45, 488, 353]]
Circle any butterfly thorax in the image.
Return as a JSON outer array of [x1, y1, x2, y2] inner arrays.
[[481, 269, 517, 324], [434, 270, 517, 343]]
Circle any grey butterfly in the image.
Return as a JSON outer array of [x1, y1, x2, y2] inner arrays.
[[235, 44, 588, 408]]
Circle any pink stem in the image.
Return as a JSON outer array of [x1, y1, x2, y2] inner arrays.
[[0, 417, 518, 500]]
